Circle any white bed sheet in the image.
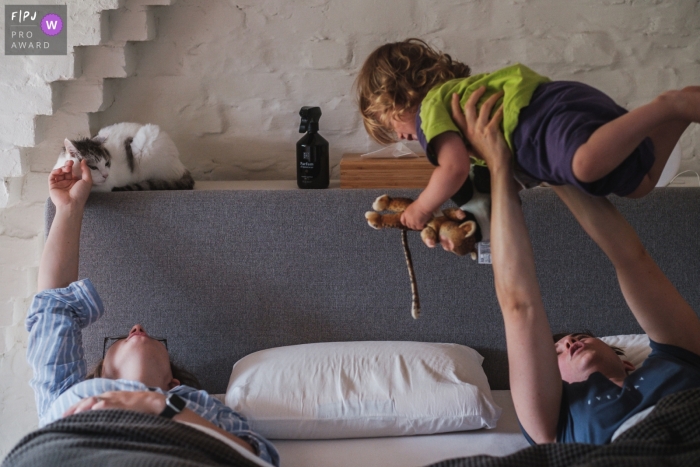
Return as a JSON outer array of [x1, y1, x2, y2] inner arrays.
[[269, 390, 529, 467]]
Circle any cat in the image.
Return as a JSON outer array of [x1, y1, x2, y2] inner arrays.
[[54, 122, 194, 192]]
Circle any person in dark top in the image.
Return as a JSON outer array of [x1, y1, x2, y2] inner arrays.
[[450, 87, 700, 445]]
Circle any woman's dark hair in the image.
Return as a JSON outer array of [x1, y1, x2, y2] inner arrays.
[[553, 330, 625, 357], [86, 359, 203, 390]]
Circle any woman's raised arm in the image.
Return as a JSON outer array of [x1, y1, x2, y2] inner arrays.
[[451, 90, 562, 443], [38, 160, 93, 291]]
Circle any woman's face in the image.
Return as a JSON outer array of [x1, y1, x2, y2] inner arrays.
[[103, 324, 177, 389], [554, 333, 633, 383]]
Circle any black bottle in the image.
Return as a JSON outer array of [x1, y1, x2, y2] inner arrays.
[[296, 106, 329, 189]]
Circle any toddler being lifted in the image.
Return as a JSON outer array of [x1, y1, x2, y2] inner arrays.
[[356, 38, 700, 234]]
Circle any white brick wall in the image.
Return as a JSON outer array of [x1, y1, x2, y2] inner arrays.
[[1, 0, 699, 457]]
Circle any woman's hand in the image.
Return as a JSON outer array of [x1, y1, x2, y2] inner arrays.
[[62, 390, 259, 455], [63, 391, 166, 418], [49, 159, 93, 210], [450, 87, 511, 170]]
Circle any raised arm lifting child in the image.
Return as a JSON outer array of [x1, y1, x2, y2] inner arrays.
[[356, 38, 700, 233], [454, 77, 700, 446]]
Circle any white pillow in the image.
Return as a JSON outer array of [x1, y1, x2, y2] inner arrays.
[[225, 341, 502, 439], [600, 334, 651, 369]]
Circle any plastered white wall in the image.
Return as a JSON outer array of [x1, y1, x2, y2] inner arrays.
[[1, 0, 699, 457]]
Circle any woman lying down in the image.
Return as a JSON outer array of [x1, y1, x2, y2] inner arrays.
[[2, 160, 278, 467]]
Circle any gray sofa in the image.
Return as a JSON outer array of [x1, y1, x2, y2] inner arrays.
[[45, 187, 700, 393]]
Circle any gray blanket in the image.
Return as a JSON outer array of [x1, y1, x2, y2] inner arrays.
[[428, 387, 700, 467], [1, 410, 261, 467], [4, 391, 699, 466]]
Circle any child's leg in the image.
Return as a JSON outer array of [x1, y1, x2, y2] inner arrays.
[[571, 86, 700, 195], [626, 119, 688, 198]]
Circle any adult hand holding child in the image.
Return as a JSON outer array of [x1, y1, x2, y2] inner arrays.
[[450, 87, 508, 170]]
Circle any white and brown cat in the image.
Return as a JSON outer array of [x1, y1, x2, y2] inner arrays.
[[54, 122, 194, 192]]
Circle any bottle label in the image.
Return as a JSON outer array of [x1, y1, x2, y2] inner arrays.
[[299, 145, 320, 179], [296, 133, 329, 188]]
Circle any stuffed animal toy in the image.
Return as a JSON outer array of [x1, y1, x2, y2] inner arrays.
[[365, 195, 479, 259], [365, 195, 481, 320]]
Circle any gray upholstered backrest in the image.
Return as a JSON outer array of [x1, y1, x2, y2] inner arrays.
[[45, 188, 700, 392]]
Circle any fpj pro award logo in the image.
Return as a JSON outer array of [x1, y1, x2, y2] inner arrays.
[[6, 5, 67, 55]]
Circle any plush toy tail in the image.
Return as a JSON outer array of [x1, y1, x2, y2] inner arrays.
[[401, 229, 421, 319]]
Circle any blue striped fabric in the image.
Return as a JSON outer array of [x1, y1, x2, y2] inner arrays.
[[26, 279, 279, 466]]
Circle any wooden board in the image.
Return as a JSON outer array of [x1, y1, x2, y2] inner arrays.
[[339, 153, 434, 189]]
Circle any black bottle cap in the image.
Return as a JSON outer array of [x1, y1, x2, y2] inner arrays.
[[299, 106, 322, 133]]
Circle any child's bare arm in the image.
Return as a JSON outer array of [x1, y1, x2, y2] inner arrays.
[[553, 185, 700, 356], [400, 132, 471, 230]]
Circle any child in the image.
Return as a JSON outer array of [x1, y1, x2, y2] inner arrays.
[[356, 38, 700, 233]]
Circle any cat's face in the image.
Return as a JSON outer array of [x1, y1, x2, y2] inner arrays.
[[63, 137, 112, 185]]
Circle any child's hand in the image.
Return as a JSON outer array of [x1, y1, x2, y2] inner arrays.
[[401, 201, 433, 230], [451, 88, 511, 169]]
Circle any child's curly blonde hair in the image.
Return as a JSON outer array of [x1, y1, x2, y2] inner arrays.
[[356, 38, 472, 144]]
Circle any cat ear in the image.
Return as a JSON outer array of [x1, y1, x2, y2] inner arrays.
[[92, 134, 107, 145], [64, 139, 80, 158]]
